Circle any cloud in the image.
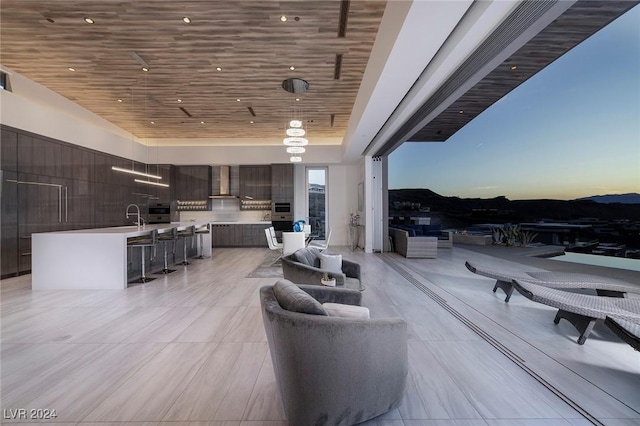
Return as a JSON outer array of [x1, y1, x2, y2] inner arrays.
[[473, 186, 499, 190]]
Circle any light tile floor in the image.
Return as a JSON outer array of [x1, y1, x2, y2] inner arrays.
[[1, 246, 638, 425]]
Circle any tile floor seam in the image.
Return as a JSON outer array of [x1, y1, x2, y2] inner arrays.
[[382, 255, 603, 426]]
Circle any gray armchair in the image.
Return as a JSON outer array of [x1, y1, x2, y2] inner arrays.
[[281, 246, 361, 288], [260, 282, 408, 425]]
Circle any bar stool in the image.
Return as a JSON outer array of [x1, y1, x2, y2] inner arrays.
[[157, 227, 177, 274], [195, 223, 210, 259], [176, 225, 196, 266], [127, 229, 157, 283]]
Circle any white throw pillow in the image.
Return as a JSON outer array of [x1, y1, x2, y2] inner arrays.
[[322, 303, 370, 319], [319, 253, 342, 274]]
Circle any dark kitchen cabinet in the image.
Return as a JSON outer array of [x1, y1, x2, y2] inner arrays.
[[174, 165, 212, 200], [211, 224, 239, 246], [243, 224, 270, 246], [240, 165, 272, 201], [1, 128, 18, 171], [271, 164, 294, 203], [1, 170, 18, 277], [64, 178, 95, 230], [61, 144, 94, 182], [211, 223, 269, 247], [18, 134, 62, 177]]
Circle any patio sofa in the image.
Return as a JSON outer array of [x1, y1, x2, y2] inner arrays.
[[389, 227, 437, 258], [389, 224, 453, 248], [260, 280, 408, 425]]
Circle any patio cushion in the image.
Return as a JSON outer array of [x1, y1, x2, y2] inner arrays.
[[273, 279, 327, 316]]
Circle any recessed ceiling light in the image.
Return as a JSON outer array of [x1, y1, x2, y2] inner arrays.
[[295, 98, 300, 102], [250, 121, 254, 124], [177, 99, 182, 103], [68, 67, 75, 72], [200, 121, 205, 124], [182, 17, 191, 24], [459, 110, 464, 114], [510, 65, 518, 70], [142, 67, 149, 72], [216, 67, 222, 71], [289, 66, 295, 71], [117, 99, 123, 103], [236, 98, 241, 102], [280, 15, 287, 22], [84, 17, 94, 24], [150, 121, 155, 124]]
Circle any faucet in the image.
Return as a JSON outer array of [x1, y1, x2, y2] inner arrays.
[[126, 204, 143, 229]]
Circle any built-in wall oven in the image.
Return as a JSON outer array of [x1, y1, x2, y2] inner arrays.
[[148, 202, 178, 224], [272, 202, 292, 214], [271, 203, 293, 237]]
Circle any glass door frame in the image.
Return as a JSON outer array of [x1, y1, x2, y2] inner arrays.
[[306, 166, 328, 241]]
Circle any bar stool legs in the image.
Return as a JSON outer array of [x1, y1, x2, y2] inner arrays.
[[159, 242, 176, 274], [137, 246, 156, 283], [176, 225, 195, 266], [195, 224, 210, 259], [127, 230, 157, 284]]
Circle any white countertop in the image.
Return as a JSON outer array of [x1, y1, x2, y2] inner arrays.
[[37, 222, 210, 237], [210, 221, 271, 225]]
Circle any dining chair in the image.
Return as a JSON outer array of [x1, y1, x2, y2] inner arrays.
[[308, 228, 332, 251]]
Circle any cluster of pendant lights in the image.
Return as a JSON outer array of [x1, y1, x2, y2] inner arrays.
[[284, 119, 307, 162]]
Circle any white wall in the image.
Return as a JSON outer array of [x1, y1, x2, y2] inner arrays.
[[0, 67, 147, 161], [157, 145, 343, 165]]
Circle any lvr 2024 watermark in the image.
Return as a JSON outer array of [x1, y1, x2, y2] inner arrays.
[[3, 408, 57, 420]]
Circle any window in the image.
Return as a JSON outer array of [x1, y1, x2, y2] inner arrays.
[[307, 167, 327, 240]]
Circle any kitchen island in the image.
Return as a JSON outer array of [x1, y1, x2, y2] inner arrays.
[[32, 223, 210, 290]]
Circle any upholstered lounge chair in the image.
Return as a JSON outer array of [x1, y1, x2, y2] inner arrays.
[[282, 246, 362, 290], [511, 279, 640, 345], [465, 260, 639, 302], [260, 281, 408, 425]]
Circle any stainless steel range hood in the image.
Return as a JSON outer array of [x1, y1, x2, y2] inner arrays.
[[209, 165, 238, 198]]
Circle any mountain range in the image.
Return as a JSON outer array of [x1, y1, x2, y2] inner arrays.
[[389, 189, 640, 226], [576, 193, 640, 204]]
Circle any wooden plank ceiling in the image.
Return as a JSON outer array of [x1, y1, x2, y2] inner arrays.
[[0, 1, 386, 140]]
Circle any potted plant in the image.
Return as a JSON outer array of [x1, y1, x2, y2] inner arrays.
[[321, 272, 336, 287]]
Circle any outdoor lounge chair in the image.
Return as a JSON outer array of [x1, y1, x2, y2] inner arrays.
[[604, 316, 640, 351], [511, 279, 640, 345], [465, 260, 639, 302]]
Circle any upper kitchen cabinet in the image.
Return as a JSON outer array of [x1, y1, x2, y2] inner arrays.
[[240, 165, 271, 201], [174, 165, 211, 210], [61, 144, 94, 182], [1, 127, 18, 171], [271, 164, 294, 203], [18, 134, 62, 177]]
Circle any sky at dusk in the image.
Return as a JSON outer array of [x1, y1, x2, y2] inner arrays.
[[389, 4, 640, 201]]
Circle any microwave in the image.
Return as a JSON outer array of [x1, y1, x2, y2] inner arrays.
[[273, 202, 292, 213]]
